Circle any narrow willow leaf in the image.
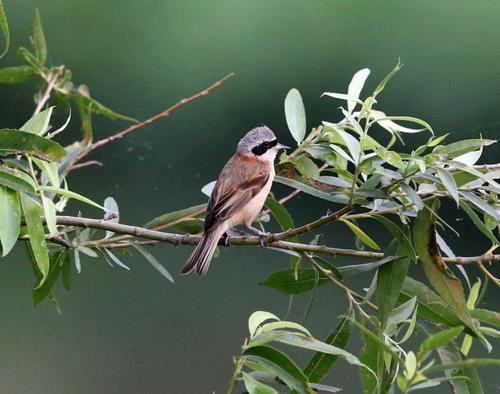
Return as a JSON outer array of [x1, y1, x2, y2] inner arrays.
[[295, 155, 320, 178], [21, 193, 49, 286], [260, 269, 329, 294], [338, 256, 398, 276], [248, 311, 280, 337], [435, 167, 459, 205], [0, 65, 36, 84], [31, 9, 47, 64], [400, 277, 464, 327], [20, 106, 54, 135], [377, 235, 411, 326], [374, 114, 434, 135], [433, 139, 495, 158], [41, 194, 56, 236], [103, 196, 119, 238], [316, 176, 351, 188], [309, 383, 342, 393], [0, 0, 9, 59], [400, 183, 424, 211], [0, 129, 66, 160], [33, 250, 66, 306], [304, 308, 353, 383], [32, 157, 59, 187], [103, 248, 130, 270], [332, 127, 361, 164], [414, 200, 479, 336], [425, 358, 500, 374], [459, 201, 499, 245], [284, 88, 306, 144], [259, 321, 312, 337], [0, 186, 20, 255], [418, 326, 464, 360], [449, 159, 500, 189], [0, 168, 36, 194], [347, 68, 370, 113], [471, 309, 500, 329], [130, 243, 173, 283], [373, 61, 402, 97], [340, 219, 380, 250], [38, 186, 105, 211], [274, 176, 349, 204], [73, 247, 81, 273], [242, 346, 310, 394], [372, 215, 416, 261], [265, 195, 294, 232], [359, 322, 379, 394], [437, 343, 484, 394], [72, 89, 137, 123], [242, 372, 278, 394], [459, 191, 499, 220], [454, 147, 482, 166], [321, 92, 363, 105], [144, 203, 207, 229]]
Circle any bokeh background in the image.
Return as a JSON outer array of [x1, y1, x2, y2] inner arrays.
[[0, 1, 499, 393]]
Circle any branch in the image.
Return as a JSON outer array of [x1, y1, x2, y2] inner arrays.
[[50, 215, 500, 266], [73, 73, 235, 164]]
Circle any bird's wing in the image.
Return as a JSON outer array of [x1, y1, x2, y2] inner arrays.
[[204, 155, 270, 230]]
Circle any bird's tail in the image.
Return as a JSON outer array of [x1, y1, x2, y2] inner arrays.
[[181, 228, 223, 276]]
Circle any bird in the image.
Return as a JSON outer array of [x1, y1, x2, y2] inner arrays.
[[181, 126, 289, 276]]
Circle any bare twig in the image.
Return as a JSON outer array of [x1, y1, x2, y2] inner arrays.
[[33, 70, 61, 116], [73, 73, 235, 165], [48, 215, 500, 266], [71, 160, 103, 170]]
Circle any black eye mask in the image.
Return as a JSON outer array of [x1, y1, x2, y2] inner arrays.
[[251, 139, 278, 156]]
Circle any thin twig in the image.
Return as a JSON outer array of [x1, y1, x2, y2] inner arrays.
[[478, 262, 500, 287], [73, 73, 235, 165], [33, 71, 60, 116], [47, 215, 500, 265], [71, 160, 103, 170]]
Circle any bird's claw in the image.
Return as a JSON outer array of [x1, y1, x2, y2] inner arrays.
[[221, 232, 230, 247], [258, 232, 270, 248]]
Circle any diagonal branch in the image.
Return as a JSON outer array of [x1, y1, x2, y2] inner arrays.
[[50, 215, 500, 266], [73, 73, 235, 164]]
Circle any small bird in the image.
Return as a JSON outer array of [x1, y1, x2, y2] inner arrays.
[[181, 126, 289, 276]]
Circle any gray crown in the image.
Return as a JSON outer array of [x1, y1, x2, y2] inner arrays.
[[237, 126, 276, 155]]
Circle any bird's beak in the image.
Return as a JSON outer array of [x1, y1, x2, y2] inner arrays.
[[276, 143, 290, 150]]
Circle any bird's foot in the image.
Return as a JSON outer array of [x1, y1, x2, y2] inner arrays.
[[247, 225, 270, 248], [221, 232, 230, 247]]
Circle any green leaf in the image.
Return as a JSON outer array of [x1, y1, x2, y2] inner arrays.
[[242, 346, 310, 394], [400, 183, 424, 211], [471, 309, 500, 329], [169, 218, 204, 234], [338, 256, 399, 276], [0, 0, 9, 59], [41, 194, 56, 236], [260, 269, 329, 295], [242, 372, 278, 394], [32, 157, 59, 187], [387, 296, 417, 326], [400, 277, 464, 328], [144, 203, 207, 229], [372, 113, 433, 135], [103, 248, 130, 270], [72, 89, 137, 123], [265, 195, 294, 232], [0, 129, 66, 160], [0, 186, 20, 255], [275, 176, 349, 204], [0, 66, 37, 84], [304, 308, 353, 383], [259, 321, 312, 337], [295, 155, 320, 178], [459, 201, 498, 245], [21, 193, 49, 286], [433, 139, 495, 158], [435, 167, 459, 205], [377, 236, 411, 326], [38, 186, 105, 211], [31, 10, 47, 64], [248, 311, 280, 337], [33, 251, 66, 305], [347, 68, 371, 112], [418, 326, 464, 360], [459, 191, 499, 220], [373, 60, 401, 98], [340, 219, 380, 250], [425, 358, 500, 374], [0, 168, 36, 194], [414, 199, 479, 336], [130, 243, 174, 283], [20, 106, 54, 135], [372, 216, 416, 261], [284, 88, 307, 144], [359, 321, 379, 394], [328, 125, 361, 164]]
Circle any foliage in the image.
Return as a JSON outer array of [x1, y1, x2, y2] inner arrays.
[[0, 6, 499, 394]]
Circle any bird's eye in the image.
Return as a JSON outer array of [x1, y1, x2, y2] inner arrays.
[[263, 141, 270, 149]]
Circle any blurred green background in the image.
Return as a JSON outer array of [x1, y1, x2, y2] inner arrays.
[[0, 0, 499, 393]]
